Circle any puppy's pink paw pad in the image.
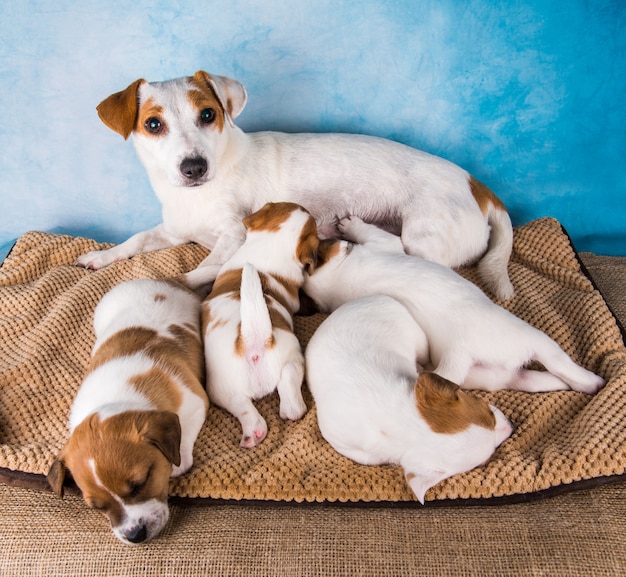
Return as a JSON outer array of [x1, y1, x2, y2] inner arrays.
[[240, 428, 267, 448]]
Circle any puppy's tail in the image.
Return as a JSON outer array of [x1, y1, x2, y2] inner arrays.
[[475, 186, 515, 301], [239, 262, 273, 365]]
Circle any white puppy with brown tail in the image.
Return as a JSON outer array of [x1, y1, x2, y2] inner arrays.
[[47, 279, 209, 545], [202, 202, 318, 448], [76, 70, 514, 301], [306, 294, 514, 503], [304, 216, 605, 395]]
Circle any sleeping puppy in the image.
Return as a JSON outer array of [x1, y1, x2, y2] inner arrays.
[[77, 70, 514, 301], [303, 216, 605, 394], [202, 202, 318, 448], [47, 279, 208, 545], [306, 294, 513, 503]]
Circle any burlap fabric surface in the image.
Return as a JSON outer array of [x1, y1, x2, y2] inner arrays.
[[1, 217, 625, 503]]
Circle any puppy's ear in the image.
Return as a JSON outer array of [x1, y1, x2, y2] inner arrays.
[[405, 468, 448, 505], [415, 372, 495, 434], [96, 78, 145, 140], [297, 219, 320, 274], [47, 455, 68, 498], [139, 411, 182, 467], [193, 71, 247, 127]]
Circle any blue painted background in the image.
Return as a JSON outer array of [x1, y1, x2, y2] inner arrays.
[[1, 0, 624, 261]]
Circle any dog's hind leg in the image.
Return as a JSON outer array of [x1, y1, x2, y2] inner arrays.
[[276, 358, 307, 421], [532, 342, 604, 394], [220, 394, 268, 448]]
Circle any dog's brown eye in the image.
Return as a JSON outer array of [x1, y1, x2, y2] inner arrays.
[[200, 108, 216, 124], [145, 117, 162, 134]]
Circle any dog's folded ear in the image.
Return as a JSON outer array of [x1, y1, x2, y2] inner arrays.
[[193, 70, 248, 127], [414, 372, 496, 435], [47, 457, 67, 498], [138, 411, 182, 467], [97, 78, 146, 140], [405, 468, 449, 505]]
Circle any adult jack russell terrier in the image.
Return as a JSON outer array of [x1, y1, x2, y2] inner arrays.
[[306, 294, 514, 503], [47, 279, 208, 545], [76, 70, 514, 301], [303, 215, 605, 395], [202, 202, 317, 448]]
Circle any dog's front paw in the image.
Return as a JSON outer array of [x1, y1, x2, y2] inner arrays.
[[75, 249, 120, 270], [337, 215, 365, 241]]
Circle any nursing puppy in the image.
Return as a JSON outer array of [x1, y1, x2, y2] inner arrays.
[[202, 202, 317, 448], [47, 279, 208, 545], [76, 70, 514, 301], [306, 294, 513, 503], [304, 216, 605, 394]]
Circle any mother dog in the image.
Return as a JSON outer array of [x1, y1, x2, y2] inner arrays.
[[77, 70, 514, 300]]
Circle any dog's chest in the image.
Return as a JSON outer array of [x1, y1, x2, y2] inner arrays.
[[160, 189, 226, 246]]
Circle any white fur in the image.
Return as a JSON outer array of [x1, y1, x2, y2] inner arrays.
[[77, 71, 514, 300], [203, 204, 311, 448], [306, 295, 513, 503], [304, 216, 605, 394]]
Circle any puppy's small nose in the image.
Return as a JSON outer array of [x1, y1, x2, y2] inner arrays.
[[180, 157, 208, 181], [126, 524, 148, 544]]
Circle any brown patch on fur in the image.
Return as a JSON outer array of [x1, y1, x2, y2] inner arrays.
[[415, 372, 496, 434], [258, 272, 299, 313], [268, 304, 293, 332], [96, 79, 145, 140], [469, 176, 506, 215], [130, 367, 184, 413], [316, 239, 346, 268], [296, 215, 319, 274], [136, 98, 168, 137], [209, 268, 243, 300], [90, 324, 206, 402], [187, 73, 226, 132], [243, 202, 305, 233], [154, 293, 167, 302]]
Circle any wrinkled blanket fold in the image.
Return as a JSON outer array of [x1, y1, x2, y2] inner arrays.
[[1, 218, 625, 503]]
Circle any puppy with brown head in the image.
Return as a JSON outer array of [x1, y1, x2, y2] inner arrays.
[[202, 202, 318, 448], [48, 279, 208, 545]]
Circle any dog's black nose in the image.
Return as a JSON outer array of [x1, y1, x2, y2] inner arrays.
[[126, 524, 148, 544], [180, 157, 208, 181]]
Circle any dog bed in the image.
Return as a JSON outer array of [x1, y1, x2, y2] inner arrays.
[[1, 218, 625, 504]]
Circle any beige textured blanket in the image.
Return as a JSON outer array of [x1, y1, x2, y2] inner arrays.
[[1, 218, 625, 503]]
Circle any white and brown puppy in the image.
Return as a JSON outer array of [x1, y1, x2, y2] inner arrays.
[[76, 70, 514, 301], [304, 216, 605, 394], [306, 294, 513, 503], [202, 202, 317, 448], [47, 279, 208, 545]]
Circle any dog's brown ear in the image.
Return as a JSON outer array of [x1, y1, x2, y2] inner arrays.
[[96, 78, 145, 140], [296, 218, 320, 275], [47, 457, 67, 498], [415, 372, 495, 434], [193, 71, 247, 127], [139, 411, 182, 467]]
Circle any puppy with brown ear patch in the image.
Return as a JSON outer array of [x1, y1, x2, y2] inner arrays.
[[47, 279, 208, 545], [202, 202, 318, 448], [306, 295, 514, 503]]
